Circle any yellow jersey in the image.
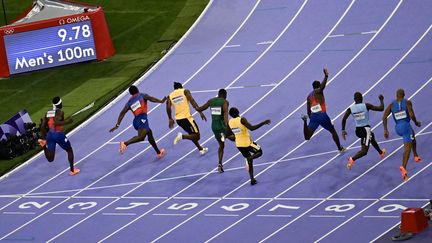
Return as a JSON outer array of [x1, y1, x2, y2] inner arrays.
[[169, 88, 192, 120], [229, 117, 251, 147]]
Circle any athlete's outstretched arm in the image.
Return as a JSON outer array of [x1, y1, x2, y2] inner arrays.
[[407, 100, 421, 127], [144, 94, 167, 104], [366, 94, 384, 111], [319, 68, 329, 91], [341, 108, 351, 140], [382, 103, 392, 139], [166, 98, 175, 129], [185, 89, 207, 121], [196, 99, 211, 112], [109, 105, 129, 132], [241, 117, 271, 131]]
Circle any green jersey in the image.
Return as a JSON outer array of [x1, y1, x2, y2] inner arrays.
[[209, 97, 226, 130]]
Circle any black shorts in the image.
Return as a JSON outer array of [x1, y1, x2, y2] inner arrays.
[[237, 142, 262, 158], [177, 117, 199, 134], [355, 126, 374, 146]]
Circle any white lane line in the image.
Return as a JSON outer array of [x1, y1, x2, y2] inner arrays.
[[3, 212, 36, 215], [190, 83, 277, 93], [257, 214, 292, 218], [151, 1, 359, 241], [369, 202, 429, 243], [107, 141, 149, 145], [102, 213, 137, 216], [361, 30, 378, 35], [257, 41, 273, 45], [328, 30, 378, 38], [152, 213, 187, 216], [309, 215, 346, 218], [225, 44, 241, 48], [363, 216, 399, 218], [381, 198, 431, 201], [0, 0, 264, 240], [204, 214, 240, 217], [327, 34, 345, 38], [52, 213, 86, 215]]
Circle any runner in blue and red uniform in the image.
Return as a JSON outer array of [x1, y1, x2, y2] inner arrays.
[[302, 68, 345, 153], [383, 89, 422, 181], [110, 85, 166, 158], [38, 97, 80, 176]]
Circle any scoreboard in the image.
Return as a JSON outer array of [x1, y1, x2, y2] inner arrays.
[[0, 4, 114, 77]]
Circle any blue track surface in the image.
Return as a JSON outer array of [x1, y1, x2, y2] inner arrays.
[[1, 0, 431, 242]]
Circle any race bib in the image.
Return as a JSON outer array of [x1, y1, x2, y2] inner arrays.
[[172, 96, 184, 105], [394, 110, 407, 120], [311, 104, 322, 113], [232, 128, 241, 134], [211, 107, 222, 115], [130, 100, 141, 111], [353, 112, 366, 121], [46, 110, 56, 118]]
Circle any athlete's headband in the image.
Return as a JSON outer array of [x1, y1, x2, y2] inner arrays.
[[53, 98, 62, 109]]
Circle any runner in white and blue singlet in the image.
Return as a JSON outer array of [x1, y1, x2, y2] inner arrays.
[[341, 92, 386, 170]]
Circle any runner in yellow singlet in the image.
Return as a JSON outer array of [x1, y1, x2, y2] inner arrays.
[[228, 107, 271, 185], [166, 82, 208, 155]]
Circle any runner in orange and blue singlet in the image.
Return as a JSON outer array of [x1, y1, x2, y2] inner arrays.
[[301, 68, 345, 153], [38, 97, 80, 176], [110, 85, 166, 159]]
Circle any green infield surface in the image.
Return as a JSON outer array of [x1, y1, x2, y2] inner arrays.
[[0, 0, 209, 176]]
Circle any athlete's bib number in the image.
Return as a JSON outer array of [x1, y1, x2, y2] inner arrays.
[[232, 128, 241, 134], [211, 107, 222, 115], [311, 104, 322, 113], [353, 112, 366, 121], [394, 110, 407, 120], [130, 101, 141, 112], [172, 96, 184, 105], [46, 110, 56, 118]]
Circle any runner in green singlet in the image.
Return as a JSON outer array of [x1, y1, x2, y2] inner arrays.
[[197, 89, 230, 173]]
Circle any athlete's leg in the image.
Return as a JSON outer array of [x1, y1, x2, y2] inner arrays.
[[303, 117, 315, 140], [146, 129, 162, 155], [66, 147, 75, 172], [370, 132, 385, 155], [218, 140, 224, 165], [329, 128, 343, 151], [402, 142, 411, 169], [352, 145, 369, 161], [43, 134, 56, 162], [411, 130, 420, 159], [125, 128, 148, 146], [43, 148, 55, 162]]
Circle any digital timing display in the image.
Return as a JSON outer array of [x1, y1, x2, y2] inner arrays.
[[4, 20, 96, 74]]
